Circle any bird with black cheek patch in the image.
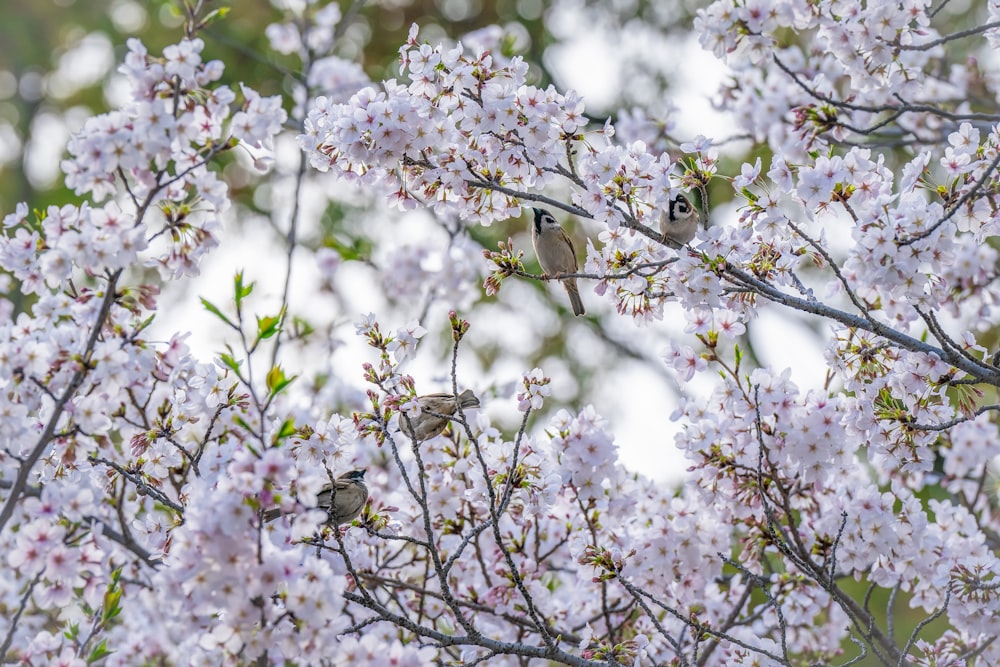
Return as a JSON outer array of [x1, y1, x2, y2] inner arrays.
[[658, 193, 700, 249], [264, 469, 369, 527], [531, 208, 585, 316]]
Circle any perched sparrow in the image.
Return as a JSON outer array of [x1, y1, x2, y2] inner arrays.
[[531, 208, 585, 316], [264, 469, 368, 526], [658, 194, 699, 249], [403, 389, 481, 441]]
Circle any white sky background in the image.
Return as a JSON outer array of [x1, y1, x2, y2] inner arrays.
[[15, 6, 835, 484]]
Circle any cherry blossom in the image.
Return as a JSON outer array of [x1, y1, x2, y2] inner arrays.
[[3, 2, 1000, 666]]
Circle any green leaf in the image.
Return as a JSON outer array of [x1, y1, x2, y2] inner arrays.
[[219, 350, 242, 375], [256, 314, 282, 341], [134, 314, 157, 334], [200, 297, 235, 328], [266, 365, 297, 398], [87, 639, 113, 664], [233, 271, 254, 308], [273, 418, 297, 443], [266, 365, 285, 393], [291, 316, 314, 339], [325, 236, 373, 262], [102, 585, 123, 623], [234, 415, 256, 435]]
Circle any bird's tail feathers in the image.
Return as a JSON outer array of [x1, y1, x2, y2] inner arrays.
[[458, 388, 481, 408], [565, 281, 586, 316]]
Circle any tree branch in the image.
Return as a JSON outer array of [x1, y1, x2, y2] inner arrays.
[[0, 270, 123, 534]]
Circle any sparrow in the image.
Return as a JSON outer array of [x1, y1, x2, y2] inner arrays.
[[531, 208, 585, 316], [403, 389, 481, 441], [264, 469, 368, 526], [658, 194, 699, 249]]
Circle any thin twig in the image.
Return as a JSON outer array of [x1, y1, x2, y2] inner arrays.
[[898, 151, 1000, 245], [88, 456, 185, 514], [0, 571, 44, 659], [895, 21, 1000, 51]]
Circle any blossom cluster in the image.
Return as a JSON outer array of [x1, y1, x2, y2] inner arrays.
[[4, 1, 1000, 666], [0, 27, 312, 665], [52, 36, 287, 281], [298, 24, 683, 229], [290, 5, 1000, 660], [695, 0, 984, 158]]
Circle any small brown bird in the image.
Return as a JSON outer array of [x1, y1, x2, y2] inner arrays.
[[403, 389, 481, 441], [658, 194, 699, 249], [264, 469, 368, 526], [531, 208, 585, 316]]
